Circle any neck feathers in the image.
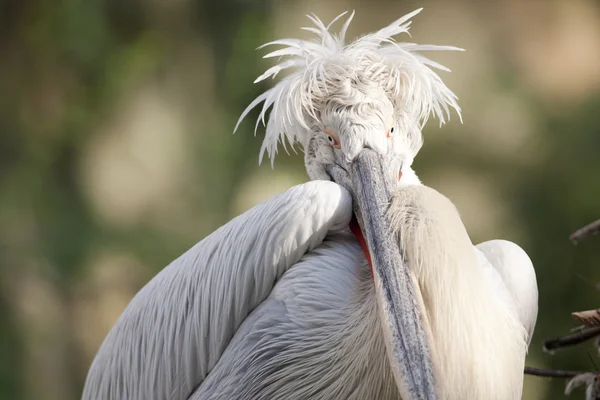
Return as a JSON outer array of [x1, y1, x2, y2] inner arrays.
[[388, 185, 527, 400]]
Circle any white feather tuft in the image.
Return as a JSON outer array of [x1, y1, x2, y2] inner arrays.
[[234, 8, 463, 164]]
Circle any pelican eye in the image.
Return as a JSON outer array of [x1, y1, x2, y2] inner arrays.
[[324, 130, 341, 148], [386, 125, 395, 139]]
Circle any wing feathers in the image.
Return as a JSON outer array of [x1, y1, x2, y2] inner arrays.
[[82, 181, 353, 400]]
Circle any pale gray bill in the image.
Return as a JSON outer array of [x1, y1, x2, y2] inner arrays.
[[349, 149, 437, 400]]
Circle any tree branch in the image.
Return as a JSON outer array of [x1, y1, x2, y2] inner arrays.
[[572, 309, 600, 328], [524, 366, 599, 379], [570, 219, 600, 244], [543, 327, 600, 352]]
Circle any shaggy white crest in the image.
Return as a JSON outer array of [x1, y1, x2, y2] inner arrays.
[[234, 8, 464, 165]]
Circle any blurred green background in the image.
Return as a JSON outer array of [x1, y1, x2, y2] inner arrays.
[[0, 0, 599, 399]]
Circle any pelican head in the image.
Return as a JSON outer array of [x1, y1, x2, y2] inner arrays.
[[235, 8, 462, 399]]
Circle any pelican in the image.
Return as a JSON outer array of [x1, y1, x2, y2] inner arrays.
[[82, 9, 538, 400]]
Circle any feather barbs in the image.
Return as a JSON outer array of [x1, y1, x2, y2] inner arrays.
[[234, 8, 464, 165]]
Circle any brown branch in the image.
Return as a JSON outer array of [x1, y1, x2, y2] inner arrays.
[[543, 327, 600, 352], [524, 366, 599, 379], [570, 325, 589, 333], [570, 219, 600, 244], [572, 309, 600, 328]]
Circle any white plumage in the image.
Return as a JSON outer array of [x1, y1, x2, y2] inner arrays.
[[387, 185, 535, 399], [234, 8, 462, 165], [83, 8, 538, 400], [83, 182, 354, 399]]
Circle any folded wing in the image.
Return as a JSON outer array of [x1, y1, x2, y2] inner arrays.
[[476, 240, 538, 345], [82, 181, 352, 400]]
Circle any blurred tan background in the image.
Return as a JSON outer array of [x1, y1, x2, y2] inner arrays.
[[0, 0, 599, 399]]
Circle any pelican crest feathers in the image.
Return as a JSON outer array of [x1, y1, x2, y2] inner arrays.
[[234, 8, 464, 165]]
